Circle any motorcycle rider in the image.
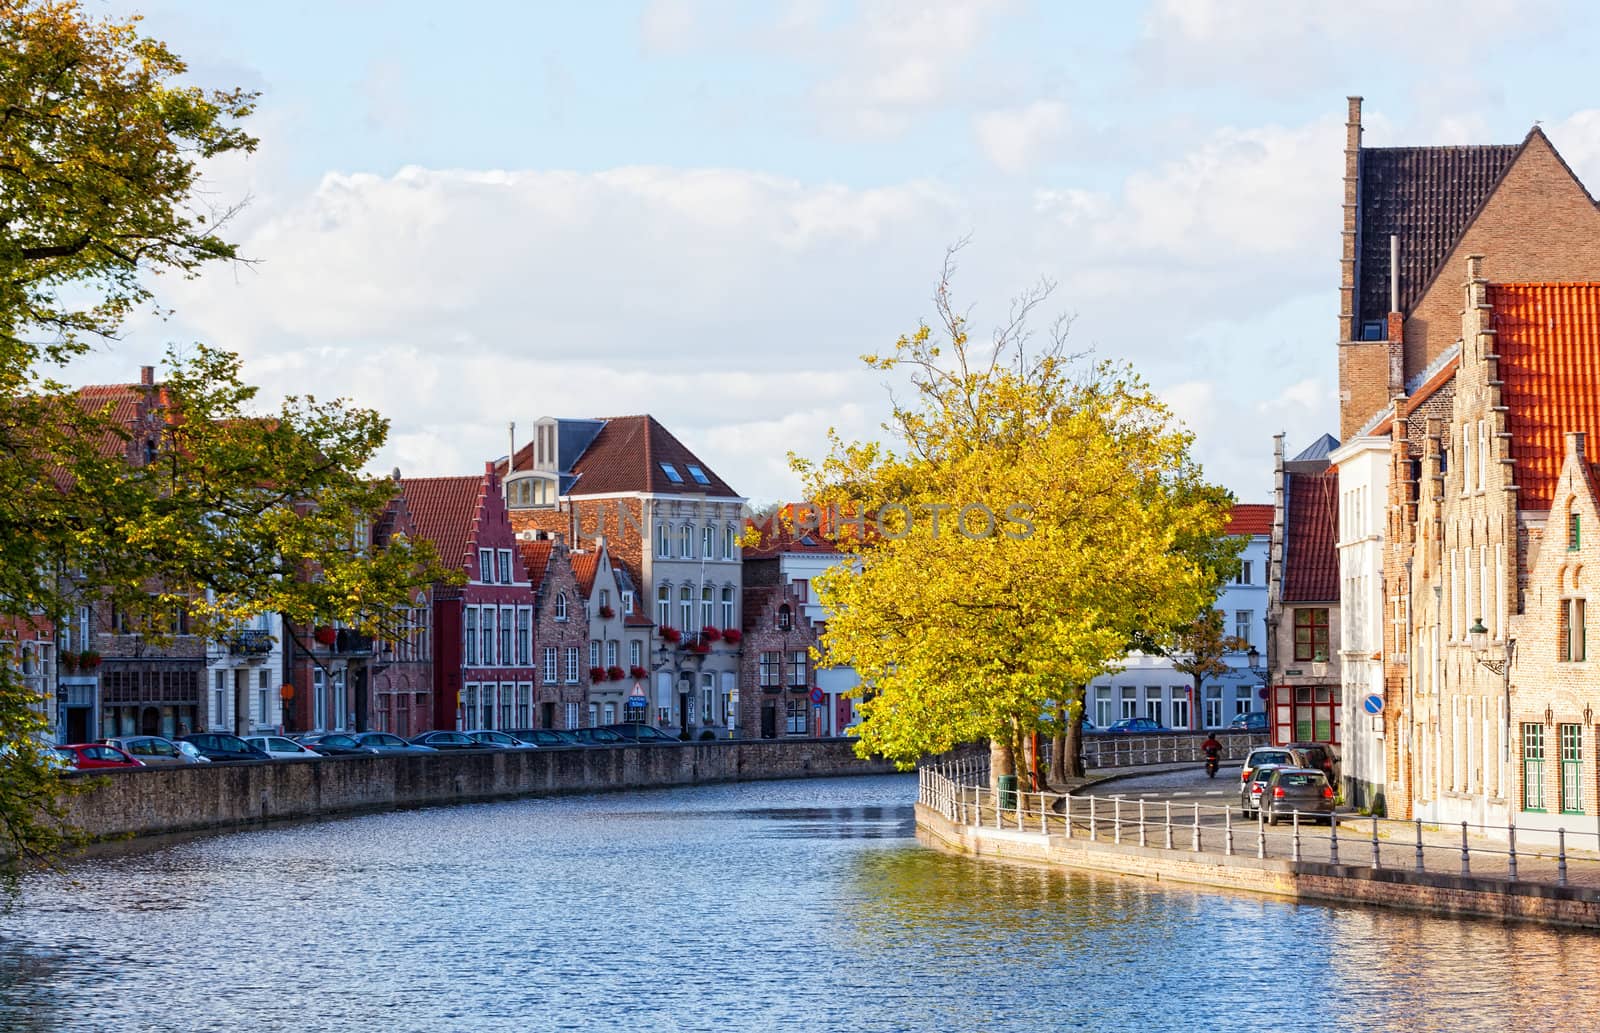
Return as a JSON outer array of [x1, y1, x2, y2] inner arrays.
[[1201, 732, 1222, 776]]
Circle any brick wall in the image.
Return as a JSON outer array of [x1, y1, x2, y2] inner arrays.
[[533, 541, 590, 727]]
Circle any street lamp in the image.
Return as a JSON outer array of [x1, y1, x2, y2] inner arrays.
[[1468, 616, 1517, 764]]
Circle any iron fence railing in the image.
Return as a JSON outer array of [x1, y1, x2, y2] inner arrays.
[[918, 764, 1600, 889]]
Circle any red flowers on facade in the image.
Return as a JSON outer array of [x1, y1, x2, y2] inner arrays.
[[701, 626, 722, 642], [721, 628, 742, 644], [606, 665, 627, 681], [314, 626, 337, 646], [628, 665, 649, 679], [660, 626, 682, 643], [589, 666, 608, 682]]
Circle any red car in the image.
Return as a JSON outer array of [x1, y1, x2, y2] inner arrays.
[[54, 743, 144, 769]]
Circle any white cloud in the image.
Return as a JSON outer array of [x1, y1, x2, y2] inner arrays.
[[974, 100, 1069, 173], [1546, 110, 1600, 189], [639, 0, 702, 54]]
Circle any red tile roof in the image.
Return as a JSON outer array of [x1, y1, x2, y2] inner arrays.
[[400, 475, 483, 569], [743, 507, 844, 559], [518, 539, 554, 591], [506, 415, 737, 497], [1492, 282, 1600, 511], [1226, 504, 1273, 537], [570, 550, 601, 597], [1283, 471, 1339, 602]]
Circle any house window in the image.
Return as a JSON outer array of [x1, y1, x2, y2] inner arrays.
[[478, 548, 493, 582], [1561, 599, 1587, 662], [725, 525, 737, 559], [629, 640, 642, 668], [498, 549, 513, 584], [793, 579, 810, 603], [1561, 724, 1584, 815], [554, 592, 568, 622], [1478, 420, 1488, 490], [1572, 512, 1582, 551], [657, 585, 671, 629], [462, 684, 477, 731], [543, 647, 557, 684], [1094, 686, 1112, 727], [1170, 692, 1190, 732], [657, 524, 671, 558], [1461, 424, 1472, 495], [464, 607, 478, 666], [686, 464, 711, 486], [701, 680, 714, 724], [518, 683, 532, 729], [701, 585, 714, 629], [500, 606, 513, 663], [607, 640, 619, 668], [599, 589, 611, 612], [603, 702, 616, 725], [1234, 610, 1252, 644], [500, 682, 514, 730], [786, 699, 808, 735], [1234, 562, 1252, 586], [565, 702, 580, 729], [702, 525, 714, 558], [564, 647, 579, 683], [1292, 608, 1329, 662], [590, 640, 601, 669], [516, 608, 531, 665], [788, 651, 807, 688], [1119, 687, 1137, 720], [679, 586, 693, 634], [1524, 723, 1546, 812], [659, 462, 684, 484], [679, 525, 693, 559], [721, 587, 734, 629], [481, 608, 496, 666], [1144, 690, 1161, 725], [777, 604, 792, 631], [622, 590, 634, 615], [759, 652, 781, 688], [1204, 685, 1223, 729]]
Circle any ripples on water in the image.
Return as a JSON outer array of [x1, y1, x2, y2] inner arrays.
[[3, 774, 1599, 1032]]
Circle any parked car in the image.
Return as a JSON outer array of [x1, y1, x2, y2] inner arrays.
[[1239, 745, 1309, 787], [245, 735, 321, 760], [174, 740, 212, 764], [350, 732, 437, 754], [1228, 712, 1269, 732], [510, 729, 580, 748], [1106, 717, 1166, 734], [1284, 741, 1337, 782], [463, 729, 531, 750], [568, 727, 627, 746], [1260, 767, 1336, 825], [178, 733, 271, 763], [54, 743, 143, 769], [103, 735, 205, 766], [1239, 763, 1285, 818], [298, 733, 374, 756], [409, 730, 483, 751], [603, 723, 682, 744]]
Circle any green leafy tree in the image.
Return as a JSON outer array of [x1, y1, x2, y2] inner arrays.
[[1168, 608, 1251, 732], [0, 1, 454, 887]]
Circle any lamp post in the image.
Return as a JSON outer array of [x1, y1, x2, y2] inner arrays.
[[1468, 617, 1516, 765]]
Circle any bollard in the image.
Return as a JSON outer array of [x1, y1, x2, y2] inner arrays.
[[1460, 821, 1470, 876], [1016, 788, 1024, 831], [1508, 823, 1517, 882], [1329, 814, 1340, 865], [1192, 802, 1201, 852], [975, 795, 982, 828], [1090, 796, 1098, 841], [1114, 798, 1123, 845], [1559, 829, 1569, 886], [1225, 807, 1234, 857], [1139, 799, 1147, 847], [1257, 806, 1265, 859], [1040, 793, 1048, 836], [1292, 810, 1301, 863], [1414, 818, 1424, 872], [993, 789, 1001, 830], [1064, 794, 1073, 840], [1165, 801, 1174, 850], [1371, 814, 1380, 870]]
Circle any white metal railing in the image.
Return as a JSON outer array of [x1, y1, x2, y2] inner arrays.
[[916, 764, 1600, 890]]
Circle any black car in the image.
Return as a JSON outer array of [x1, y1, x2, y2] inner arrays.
[[603, 723, 682, 744], [177, 733, 271, 762], [510, 729, 580, 748], [298, 733, 372, 757], [1284, 742, 1337, 781], [409, 730, 483, 751], [349, 732, 436, 754], [567, 727, 627, 746]]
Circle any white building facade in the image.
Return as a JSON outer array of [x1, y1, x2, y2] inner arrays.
[[1330, 434, 1390, 809]]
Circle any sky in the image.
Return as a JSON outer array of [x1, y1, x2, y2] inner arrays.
[[75, 0, 1600, 505]]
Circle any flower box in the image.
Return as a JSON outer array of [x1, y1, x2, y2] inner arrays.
[[700, 625, 722, 642], [589, 666, 608, 682], [598, 605, 616, 619], [720, 628, 742, 644], [660, 626, 682, 643], [628, 665, 649, 679], [314, 626, 338, 646], [60, 651, 79, 673], [606, 665, 627, 681], [79, 650, 101, 670]]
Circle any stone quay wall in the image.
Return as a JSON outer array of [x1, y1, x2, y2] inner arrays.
[[916, 803, 1600, 929], [61, 739, 897, 843]]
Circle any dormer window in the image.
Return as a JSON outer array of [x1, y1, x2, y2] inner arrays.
[[659, 462, 684, 484], [777, 604, 792, 631], [686, 464, 710, 485], [554, 592, 568, 622]]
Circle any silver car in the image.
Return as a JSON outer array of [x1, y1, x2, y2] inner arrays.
[[102, 735, 208, 765], [1240, 763, 1284, 818], [1260, 767, 1336, 826]]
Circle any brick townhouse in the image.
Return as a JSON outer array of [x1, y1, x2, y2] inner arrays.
[[518, 532, 590, 729]]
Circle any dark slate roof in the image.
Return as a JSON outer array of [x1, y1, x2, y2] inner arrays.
[[1283, 471, 1339, 603], [1291, 433, 1341, 464], [1357, 144, 1519, 325], [504, 415, 740, 499]]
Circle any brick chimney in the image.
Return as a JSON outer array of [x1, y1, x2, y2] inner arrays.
[[139, 365, 155, 386]]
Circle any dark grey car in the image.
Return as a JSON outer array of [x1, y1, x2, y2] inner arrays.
[[1260, 767, 1336, 825]]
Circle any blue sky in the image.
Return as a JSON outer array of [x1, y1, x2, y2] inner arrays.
[[83, 0, 1600, 503]]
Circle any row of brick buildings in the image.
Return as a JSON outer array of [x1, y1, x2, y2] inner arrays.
[[1265, 96, 1600, 838], [39, 400, 857, 743]]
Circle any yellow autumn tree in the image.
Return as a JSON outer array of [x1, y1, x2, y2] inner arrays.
[[793, 256, 1239, 780]]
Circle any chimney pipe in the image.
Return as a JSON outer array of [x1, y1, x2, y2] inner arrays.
[[1389, 235, 1399, 314], [508, 421, 516, 472], [139, 365, 155, 386]]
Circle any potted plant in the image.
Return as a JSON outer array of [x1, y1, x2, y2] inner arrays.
[[598, 605, 615, 619], [721, 628, 742, 644], [314, 626, 337, 646], [78, 649, 101, 670], [60, 650, 79, 673], [589, 666, 608, 682], [628, 664, 648, 679], [660, 626, 682, 644], [606, 665, 626, 682], [700, 625, 722, 642]]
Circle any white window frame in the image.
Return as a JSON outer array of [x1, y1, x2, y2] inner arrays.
[[543, 646, 558, 684], [564, 646, 580, 683]]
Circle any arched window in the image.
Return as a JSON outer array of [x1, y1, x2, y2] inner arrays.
[[656, 585, 672, 629], [777, 604, 792, 631], [554, 592, 568, 622]]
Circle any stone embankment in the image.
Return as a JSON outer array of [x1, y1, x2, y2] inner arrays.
[[61, 738, 897, 843]]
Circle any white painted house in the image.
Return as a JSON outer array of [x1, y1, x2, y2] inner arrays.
[[1330, 432, 1390, 810]]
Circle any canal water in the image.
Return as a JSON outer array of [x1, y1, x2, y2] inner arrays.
[[3, 773, 1599, 1031]]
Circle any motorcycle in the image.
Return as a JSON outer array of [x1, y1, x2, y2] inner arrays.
[[1204, 751, 1220, 779]]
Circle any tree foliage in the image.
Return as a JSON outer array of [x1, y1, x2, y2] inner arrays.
[[793, 251, 1239, 774], [0, 1, 453, 886], [1168, 607, 1251, 726]]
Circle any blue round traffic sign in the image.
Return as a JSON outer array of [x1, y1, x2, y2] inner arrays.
[[809, 687, 824, 705], [1362, 694, 1383, 715]]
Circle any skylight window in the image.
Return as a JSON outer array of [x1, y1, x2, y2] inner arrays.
[[659, 462, 684, 484], [686, 464, 710, 485]]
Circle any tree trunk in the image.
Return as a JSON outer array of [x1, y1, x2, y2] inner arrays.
[[1049, 701, 1068, 786], [989, 737, 1014, 793]]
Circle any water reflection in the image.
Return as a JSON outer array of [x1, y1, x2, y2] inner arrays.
[[0, 774, 1597, 1032]]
